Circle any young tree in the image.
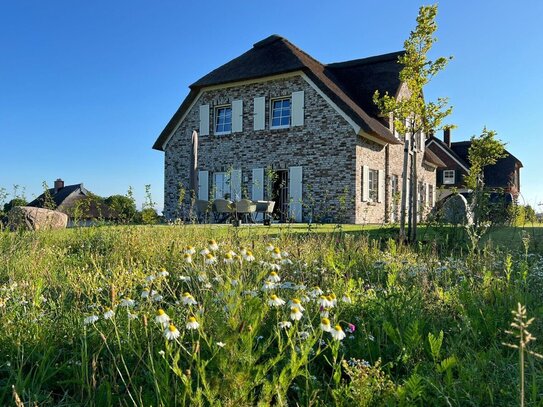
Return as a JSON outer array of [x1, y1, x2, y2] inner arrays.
[[465, 127, 507, 225], [374, 4, 452, 243]]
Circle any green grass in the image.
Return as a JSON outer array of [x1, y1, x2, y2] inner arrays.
[[0, 224, 542, 405]]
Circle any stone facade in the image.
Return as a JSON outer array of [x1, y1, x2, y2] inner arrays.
[[162, 73, 438, 224]]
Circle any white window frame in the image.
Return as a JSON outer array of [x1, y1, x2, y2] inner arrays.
[[368, 169, 379, 202], [214, 105, 232, 135], [270, 97, 291, 129], [443, 170, 455, 185]]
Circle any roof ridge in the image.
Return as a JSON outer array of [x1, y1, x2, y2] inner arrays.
[[327, 51, 405, 68]]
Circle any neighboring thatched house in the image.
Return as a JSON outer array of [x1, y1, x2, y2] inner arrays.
[[27, 179, 115, 226]]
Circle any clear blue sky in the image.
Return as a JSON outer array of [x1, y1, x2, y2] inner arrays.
[[1, 0, 542, 211]]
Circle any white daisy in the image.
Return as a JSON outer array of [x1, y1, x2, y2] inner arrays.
[[320, 318, 332, 332], [244, 251, 255, 262], [318, 295, 334, 309], [289, 298, 305, 312], [204, 253, 217, 265], [310, 287, 323, 297], [181, 292, 197, 306], [183, 253, 193, 263], [261, 281, 276, 291], [267, 271, 281, 283], [127, 311, 138, 320], [146, 275, 156, 283], [184, 246, 196, 255], [216, 341, 226, 348], [164, 324, 180, 340], [278, 321, 292, 329], [223, 252, 234, 264], [186, 316, 200, 330], [200, 248, 210, 256], [155, 309, 170, 327], [84, 315, 99, 325], [179, 275, 191, 282], [298, 331, 310, 340], [268, 294, 286, 307], [269, 263, 281, 271], [290, 307, 303, 321], [281, 259, 293, 265], [265, 244, 275, 252], [342, 294, 352, 304], [103, 308, 115, 320], [158, 269, 169, 277], [239, 247, 248, 256], [329, 293, 337, 306], [331, 325, 346, 341], [271, 248, 282, 260], [120, 298, 136, 307], [208, 240, 219, 251], [152, 294, 163, 302]]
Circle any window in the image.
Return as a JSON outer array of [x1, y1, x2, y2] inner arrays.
[[443, 170, 455, 185], [271, 98, 291, 128], [213, 172, 230, 199], [215, 106, 232, 134], [428, 184, 434, 206], [368, 169, 379, 202]]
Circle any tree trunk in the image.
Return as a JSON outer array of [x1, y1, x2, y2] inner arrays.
[[399, 140, 409, 243]]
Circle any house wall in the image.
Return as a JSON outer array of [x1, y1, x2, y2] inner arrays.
[[163, 75, 358, 222]]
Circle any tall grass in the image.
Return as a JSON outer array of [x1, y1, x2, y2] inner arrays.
[[0, 225, 541, 405]]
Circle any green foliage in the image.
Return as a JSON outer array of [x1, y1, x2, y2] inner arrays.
[[3, 198, 27, 213], [465, 127, 508, 190], [105, 194, 137, 223]]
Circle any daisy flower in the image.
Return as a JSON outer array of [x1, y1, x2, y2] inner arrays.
[[103, 308, 115, 320], [200, 248, 210, 256], [239, 247, 248, 256], [216, 341, 226, 348], [298, 331, 310, 340], [310, 287, 324, 297], [267, 271, 281, 283], [208, 240, 219, 251], [331, 324, 346, 341], [269, 263, 281, 271], [281, 259, 293, 265], [261, 281, 276, 291], [120, 298, 136, 308], [84, 315, 99, 325], [268, 294, 286, 307], [341, 294, 352, 304], [271, 248, 282, 260], [127, 311, 138, 320], [152, 293, 163, 302], [265, 243, 275, 252], [318, 295, 334, 308], [183, 253, 193, 263], [186, 316, 200, 330], [320, 317, 332, 332], [223, 252, 234, 264], [179, 275, 191, 282], [146, 275, 156, 283], [289, 298, 305, 312], [290, 307, 303, 321], [164, 324, 181, 340], [155, 309, 170, 327], [184, 246, 196, 255], [278, 321, 292, 329], [181, 292, 197, 306], [158, 268, 169, 277], [329, 293, 337, 306], [204, 253, 217, 265], [244, 250, 255, 262], [141, 288, 157, 299]]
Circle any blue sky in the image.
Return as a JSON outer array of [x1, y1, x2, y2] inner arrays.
[[1, 0, 542, 211]]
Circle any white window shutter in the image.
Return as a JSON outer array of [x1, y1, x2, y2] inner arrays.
[[432, 185, 436, 206], [378, 170, 385, 203], [291, 91, 304, 126], [199, 104, 209, 136], [362, 166, 369, 202], [230, 169, 242, 201], [251, 168, 264, 201], [425, 183, 429, 206], [253, 97, 265, 130], [232, 100, 243, 132], [288, 166, 303, 222], [198, 170, 209, 201]]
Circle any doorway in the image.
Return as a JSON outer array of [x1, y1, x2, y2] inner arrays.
[[271, 170, 288, 222]]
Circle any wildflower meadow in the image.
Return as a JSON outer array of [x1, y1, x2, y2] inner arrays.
[[0, 224, 542, 405]]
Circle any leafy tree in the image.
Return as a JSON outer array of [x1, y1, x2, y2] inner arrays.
[[105, 194, 137, 223], [374, 4, 452, 243], [41, 181, 57, 210], [3, 198, 27, 213]]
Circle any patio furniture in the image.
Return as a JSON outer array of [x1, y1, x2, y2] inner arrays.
[[212, 199, 234, 223], [235, 199, 257, 223], [254, 200, 275, 224], [195, 200, 212, 223]]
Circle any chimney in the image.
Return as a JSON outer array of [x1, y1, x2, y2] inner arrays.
[[54, 178, 64, 193], [443, 128, 451, 148]]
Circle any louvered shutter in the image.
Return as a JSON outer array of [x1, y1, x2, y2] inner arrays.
[[362, 166, 369, 202], [198, 171, 209, 201], [232, 100, 243, 132], [288, 166, 303, 222], [378, 170, 385, 203], [291, 91, 304, 126], [199, 105, 209, 136], [253, 97, 265, 130]]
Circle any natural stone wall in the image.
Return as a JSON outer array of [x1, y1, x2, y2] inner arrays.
[[8, 206, 68, 231]]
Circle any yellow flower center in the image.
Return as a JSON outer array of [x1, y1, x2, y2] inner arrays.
[[334, 325, 342, 331], [273, 248, 281, 253], [321, 318, 330, 325], [188, 316, 197, 323], [209, 240, 216, 245], [157, 309, 165, 315], [160, 268, 166, 272], [292, 298, 300, 304], [270, 295, 278, 300], [169, 324, 176, 331], [330, 293, 337, 299], [270, 271, 277, 276], [184, 253, 191, 258], [246, 250, 253, 256], [326, 295, 333, 301], [225, 253, 233, 259], [291, 307, 299, 313], [183, 292, 191, 297], [206, 253, 214, 259]]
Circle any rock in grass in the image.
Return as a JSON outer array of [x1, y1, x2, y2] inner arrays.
[[7, 206, 68, 231]]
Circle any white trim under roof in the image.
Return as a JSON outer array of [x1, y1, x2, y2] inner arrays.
[[427, 139, 470, 173]]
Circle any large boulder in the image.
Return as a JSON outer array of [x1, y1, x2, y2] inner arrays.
[[7, 206, 68, 231], [441, 194, 473, 225]]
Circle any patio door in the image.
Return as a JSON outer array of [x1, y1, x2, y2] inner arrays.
[[271, 170, 289, 222], [289, 166, 303, 222]]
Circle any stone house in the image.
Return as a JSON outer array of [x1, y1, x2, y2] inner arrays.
[[153, 35, 442, 223], [427, 129, 523, 202]]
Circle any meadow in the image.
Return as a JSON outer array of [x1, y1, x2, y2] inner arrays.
[[0, 223, 542, 406]]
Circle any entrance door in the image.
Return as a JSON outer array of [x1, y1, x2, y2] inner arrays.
[[271, 170, 288, 222]]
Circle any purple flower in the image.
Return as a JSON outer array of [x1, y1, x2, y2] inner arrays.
[[346, 323, 356, 333]]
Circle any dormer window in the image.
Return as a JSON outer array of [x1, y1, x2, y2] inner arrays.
[[215, 106, 232, 135], [443, 170, 455, 184], [271, 98, 291, 128]]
